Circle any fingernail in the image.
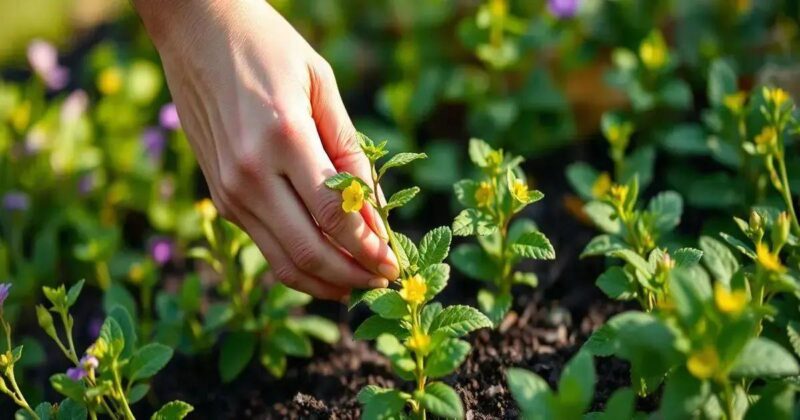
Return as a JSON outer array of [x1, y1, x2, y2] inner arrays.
[[378, 263, 400, 280], [369, 278, 389, 289]]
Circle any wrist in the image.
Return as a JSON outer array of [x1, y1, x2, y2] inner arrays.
[[132, 0, 227, 53]]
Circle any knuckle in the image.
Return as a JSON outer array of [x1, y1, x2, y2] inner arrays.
[[266, 112, 305, 147], [291, 240, 323, 272], [219, 167, 243, 198], [232, 150, 263, 181], [314, 58, 335, 82], [274, 264, 299, 287], [317, 194, 348, 235]]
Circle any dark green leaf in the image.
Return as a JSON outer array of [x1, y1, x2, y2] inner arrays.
[[419, 227, 452, 269], [730, 338, 800, 378], [354, 315, 409, 340], [385, 187, 420, 211], [648, 191, 683, 232], [511, 231, 555, 260], [419, 382, 464, 419], [506, 368, 552, 416], [425, 339, 470, 378], [368, 290, 409, 319], [272, 326, 312, 358], [429, 305, 493, 337], [218, 332, 255, 383], [128, 343, 174, 382], [452, 209, 497, 236], [450, 244, 497, 282], [596, 267, 636, 300]]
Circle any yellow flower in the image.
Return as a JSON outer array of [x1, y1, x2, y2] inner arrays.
[[341, 180, 365, 213], [406, 330, 431, 354], [763, 86, 790, 108], [486, 150, 504, 169], [128, 263, 144, 284], [723, 91, 747, 114], [756, 243, 786, 273], [687, 346, 720, 380], [88, 338, 108, 359], [754, 126, 777, 149], [489, 0, 507, 18], [0, 353, 10, 368], [399, 274, 427, 306], [591, 172, 612, 199], [97, 67, 123, 96], [639, 31, 669, 71], [714, 284, 747, 315], [605, 121, 634, 149], [511, 179, 530, 202], [608, 184, 629, 205], [10, 101, 31, 132], [474, 181, 494, 208], [195, 199, 218, 220]]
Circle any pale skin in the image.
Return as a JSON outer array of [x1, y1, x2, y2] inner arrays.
[[133, 0, 398, 300]]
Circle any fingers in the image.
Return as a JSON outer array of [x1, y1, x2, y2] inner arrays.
[[280, 115, 399, 282], [309, 60, 389, 239], [261, 175, 390, 289], [237, 209, 349, 301]]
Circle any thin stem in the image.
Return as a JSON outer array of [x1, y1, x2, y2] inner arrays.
[[371, 167, 406, 278], [775, 150, 800, 236], [59, 312, 78, 363], [7, 368, 35, 418], [112, 364, 135, 420]]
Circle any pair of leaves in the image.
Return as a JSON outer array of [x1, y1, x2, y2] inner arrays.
[[358, 382, 463, 420]]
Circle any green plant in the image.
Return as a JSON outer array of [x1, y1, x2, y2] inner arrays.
[[506, 351, 640, 420], [155, 199, 339, 382], [325, 133, 492, 419], [450, 139, 554, 325]]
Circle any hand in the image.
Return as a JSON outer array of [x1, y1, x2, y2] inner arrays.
[[134, 0, 398, 300]]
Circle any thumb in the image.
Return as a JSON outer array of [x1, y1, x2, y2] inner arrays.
[[310, 60, 389, 240]]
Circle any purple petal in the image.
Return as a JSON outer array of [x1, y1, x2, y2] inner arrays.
[[80, 355, 99, 370], [159, 103, 181, 130], [66, 367, 86, 381], [142, 127, 166, 160], [548, 0, 579, 18], [150, 237, 174, 265], [0, 283, 11, 307], [61, 90, 88, 123], [2, 192, 30, 212], [27, 40, 58, 74]]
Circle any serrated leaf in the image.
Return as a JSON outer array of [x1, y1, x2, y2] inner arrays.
[[673, 248, 703, 267], [419, 227, 452, 268], [368, 290, 409, 319], [453, 180, 478, 208], [429, 305, 492, 337], [151, 401, 194, 420], [362, 389, 407, 420], [425, 339, 471, 378], [596, 267, 636, 300], [583, 201, 621, 234], [419, 382, 464, 419], [648, 191, 683, 232], [581, 235, 627, 258], [354, 315, 409, 340], [422, 263, 449, 299], [324, 172, 372, 193], [468, 138, 494, 167], [421, 302, 443, 333], [357, 385, 391, 404], [393, 232, 418, 271], [379, 152, 427, 178], [511, 231, 555, 260], [385, 187, 420, 211], [700, 236, 739, 286], [128, 343, 174, 382], [730, 338, 800, 378], [452, 209, 497, 236], [608, 249, 653, 276]]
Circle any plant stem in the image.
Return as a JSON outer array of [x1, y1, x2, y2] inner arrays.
[[112, 363, 135, 420], [371, 168, 406, 278], [775, 151, 800, 236], [7, 368, 36, 418]]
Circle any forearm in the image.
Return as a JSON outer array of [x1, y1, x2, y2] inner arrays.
[[131, 0, 229, 52]]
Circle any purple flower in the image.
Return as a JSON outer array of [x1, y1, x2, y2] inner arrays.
[[78, 173, 95, 196], [66, 355, 98, 381], [142, 127, 166, 160], [0, 284, 11, 308], [548, 0, 579, 18], [150, 237, 174, 265], [159, 103, 181, 130], [2, 192, 30, 212], [60, 90, 88, 123], [66, 366, 85, 381], [27, 40, 69, 91]]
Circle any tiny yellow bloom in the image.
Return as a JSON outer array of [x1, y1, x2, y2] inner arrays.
[[723, 91, 747, 114], [474, 181, 494, 208], [714, 284, 747, 315], [0, 353, 10, 367], [591, 172, 612, 199], [639, 31, 669, 71], [406, 330, 431, 354], [756, 243, 786, 273], [687, 346, 720, 380], [399, 274, 427, 306], [754, 126, 777, 149], [608, 184, 629, 205], [97, 67, 123, 96], [489, 0, 507, 18], [763, 86, 790, 108], [88, 338, 108, 359], [486, 150, 504, 168], [605, 121, 633, 149], [341, 180, 365, 213], [656, 253, 675, 275], [10, 101, 31, 132], [511, 179, 530, 202], [195, 198, 218, 220], [128, 263, 144, 284]]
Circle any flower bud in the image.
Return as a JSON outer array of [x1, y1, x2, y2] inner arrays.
[[772, 212, 791, 249], [36, 305, 56, 338]]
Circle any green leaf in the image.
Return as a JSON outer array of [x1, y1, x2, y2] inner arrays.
[[450, 244, 497, 282], [376, 335, 415, 381], [583, 201, 621, 234], [362, 389, 408, 420], [581, 235, 627, 258], [419, 227, 452, 269], [719, 233, 756, 259], [354, 315, 409, 340], [151, 401, 194, 420], [272, 325, 312, 357], [707, 59, 737, 107], [453, 180, 478, 208], [566, 162, 600, 200], [324, 172, 372, 193], [99, 317, 125, 359], [452, 209, 497, 236], [379, 152, 427, 178], [50, 374, 85, 402], [506, 368, 552, 416], [66, 279, 85, 307], [394, 232, 419, 270], [127, 383, 150, 404], [744, 382, 796, 420], [260, 342, 287, 378], [419, 382, 464, 419], [582, 323, 616, 356], [425, 339, 471, 378], [608, 249, 653, 276], [600, 388, 635, 420], [648, 191, 683, 232], [596, 267, 636, 300], [108, 305, 137, 359], [56, 398, 87, 420], [660, 124, 708, 156], [218, 332, 256, 383], [511, 231, 555, 260], [422, 263, 449, 299], [513, 272, 538, 288], [128, 343, 174, 382], [730, 338, 800, 378], [357, 385, 391, 404], [788, 322, 800, 358], [660, 367, 709, 420], [178, 275, 202, 313], [368, 290, 409, 319], [669, 268, 712, 326], [700, 236, 739, 286], [265, 283, 311, 313], [291, 315, 340, 344], [557, 351, 595, 416], [673, 248, 703, 267], [385, 187, 420, 211], [477, 289, 512, 326], [468, 138, 494, 167], [621, 147, 655, 189], [421, 302, 443, 333], [103, 284, 137, 321], [430, 305, 493, 337]]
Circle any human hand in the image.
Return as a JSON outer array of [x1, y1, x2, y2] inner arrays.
[[134, 0, 398, 300]]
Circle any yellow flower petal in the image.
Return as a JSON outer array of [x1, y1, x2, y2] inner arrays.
[[639, 31, 669, 71], [399, 274, 427, 306], [407, 329, 431, 354], [591, 172, 612, 199], [687, 346, 719, 380], [341, 180, 365, 213], [475, 181, 494, 208], [756, 243, 786, 273], [714, 283, 747, 315]]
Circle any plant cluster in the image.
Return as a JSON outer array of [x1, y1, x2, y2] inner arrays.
[[451, 139, 555, 325], [325, 133, 493, 419]]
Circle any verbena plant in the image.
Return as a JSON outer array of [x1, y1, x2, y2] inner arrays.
[[0, 280, 193, 420], [155, 199, 339, 382], [450, 139, 555, 325], [325, 133, 492, 420]]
